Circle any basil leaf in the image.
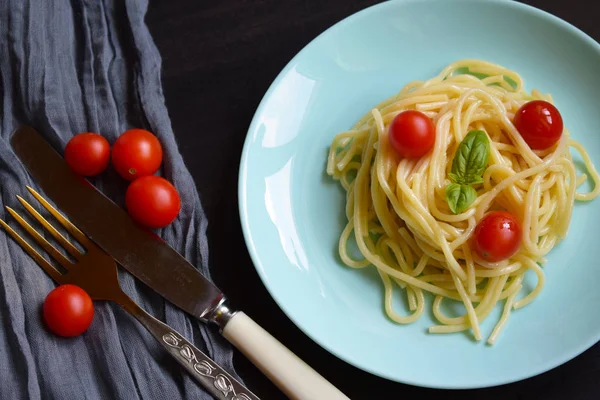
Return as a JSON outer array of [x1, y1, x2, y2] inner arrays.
[[446, 130, 490, 214], [469, 175, 484, 185], [450, 130, 490, 185], [446, 183, 477, 214]]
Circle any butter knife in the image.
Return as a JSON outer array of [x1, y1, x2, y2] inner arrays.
[[10, 126, 349, 400]]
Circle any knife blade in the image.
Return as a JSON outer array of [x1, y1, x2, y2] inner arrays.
[[10, 125, 224, 320], [10, 125, 350, 400]]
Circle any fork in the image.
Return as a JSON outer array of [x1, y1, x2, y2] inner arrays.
[[0, 187, 258, 400]]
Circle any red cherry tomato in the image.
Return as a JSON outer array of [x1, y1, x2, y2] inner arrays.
[[43, 284, 94, 337], [125, 176, 181, 228], [112, 129, 163, 181], [472, 211, 522, 263], [64, 133, 110, 176], [388, 110, 436, 158], [514, 100, 563, 150]]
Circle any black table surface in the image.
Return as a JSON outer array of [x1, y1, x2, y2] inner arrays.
[[145, 1, 600, 399]]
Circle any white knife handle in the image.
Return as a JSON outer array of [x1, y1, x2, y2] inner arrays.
[[222, 312, 349, 400]]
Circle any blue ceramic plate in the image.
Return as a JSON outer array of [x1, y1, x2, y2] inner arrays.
[[239, 0, 600, 389]]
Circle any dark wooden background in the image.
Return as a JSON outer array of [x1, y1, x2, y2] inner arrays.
[[145, 1, 600, 399]]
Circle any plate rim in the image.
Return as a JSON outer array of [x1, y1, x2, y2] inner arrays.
[[238, 0, 600, 389]]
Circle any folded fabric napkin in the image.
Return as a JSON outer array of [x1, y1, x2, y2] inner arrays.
[[0, 0, 240, 398]]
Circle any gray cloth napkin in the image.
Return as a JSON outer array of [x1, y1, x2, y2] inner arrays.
[[0, 0, 240, 399]]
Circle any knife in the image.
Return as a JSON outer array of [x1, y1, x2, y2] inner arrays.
[[10, 126, 349, 400]]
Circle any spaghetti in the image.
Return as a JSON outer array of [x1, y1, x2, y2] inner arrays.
[[326, 60, 600, 344]]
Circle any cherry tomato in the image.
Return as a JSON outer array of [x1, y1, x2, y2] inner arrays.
[[112, 129, 163, 181], [514, 100, 563, 150], [472, 211, 522, 263], [43, 284, 94, 337], [388, 110, 436, 158], [125, 176, 181, 228], [64, 133, 110, 176]]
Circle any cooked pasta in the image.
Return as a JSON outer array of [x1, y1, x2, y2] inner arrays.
[[326, 60, 600, 344]]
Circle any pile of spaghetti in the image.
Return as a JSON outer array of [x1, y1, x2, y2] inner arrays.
[[326, 60, 600, 344]]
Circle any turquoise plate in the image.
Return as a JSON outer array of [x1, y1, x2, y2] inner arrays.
[[239, 0, 600, 389]]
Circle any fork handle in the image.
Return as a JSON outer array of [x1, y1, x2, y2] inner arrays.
[[118, 296, 259, 400]]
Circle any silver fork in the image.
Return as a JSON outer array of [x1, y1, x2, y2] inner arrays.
[[0, 187, 257, 400]]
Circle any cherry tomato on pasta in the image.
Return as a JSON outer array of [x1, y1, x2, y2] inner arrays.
[[43, 284, 94, 337], [125, 176, 181, 228], [64, 133, 110, 176], [388, 110, 436, 158], [514, 100, 563, 150], [472, 211, 522, 263], [112, 129, 163, 181]]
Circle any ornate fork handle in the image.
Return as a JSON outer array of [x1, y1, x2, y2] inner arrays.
[[118, 295, 258, 400]]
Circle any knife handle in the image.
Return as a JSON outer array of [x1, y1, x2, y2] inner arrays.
[[119, 298, 260, 400], [222, 312, 349, 400]]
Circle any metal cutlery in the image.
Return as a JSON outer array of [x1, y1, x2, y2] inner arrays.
[[0, 187, 258, 400], [9, 126, 349, 400]]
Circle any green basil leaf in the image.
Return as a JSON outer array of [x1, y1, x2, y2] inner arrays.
[[450, 130, 490, 185], [446, 183, 477, 214], [469, 175, 484, 185]]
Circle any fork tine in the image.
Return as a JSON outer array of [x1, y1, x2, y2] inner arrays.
[[26, 186, 90, 246], [0, 218, 64, 282], [17, 195, 81, 258], [5, 207, 73, 270]]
